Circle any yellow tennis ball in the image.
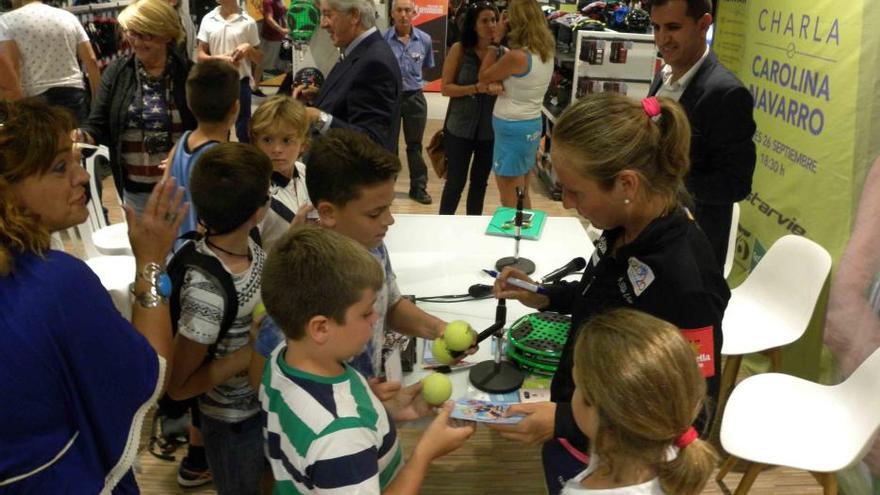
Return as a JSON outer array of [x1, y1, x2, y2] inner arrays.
[[421, 373, 452, 405], [443, 320, 476, 352], [253, 302, 266, 320], [431, 338, 455, 365]]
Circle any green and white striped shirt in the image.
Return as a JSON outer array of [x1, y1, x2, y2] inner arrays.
[[261, 345, 403, 494]]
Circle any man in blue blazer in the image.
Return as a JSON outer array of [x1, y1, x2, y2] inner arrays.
[[648, 0, 756, 267], [299, 0, 402, 152]]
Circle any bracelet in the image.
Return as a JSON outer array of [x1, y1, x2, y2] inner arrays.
[[129, 262, 171, 309], [139, 262, 171, 295], [134, 290, 166, 309]]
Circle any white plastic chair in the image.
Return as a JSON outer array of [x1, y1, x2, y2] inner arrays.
[[717, 346, 880, 494], [53, 148, 136, 319], [714, 235, 832, 432], [723, 202, 740, 278], [82, 145, 132, 256]]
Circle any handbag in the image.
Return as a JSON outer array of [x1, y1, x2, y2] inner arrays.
[[426, 128, 447, 179]]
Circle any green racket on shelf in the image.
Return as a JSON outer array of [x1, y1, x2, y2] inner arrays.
[[505, 312, 571, 374]]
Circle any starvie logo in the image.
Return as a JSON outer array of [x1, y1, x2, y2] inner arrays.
[[745, 192, 807, 236]]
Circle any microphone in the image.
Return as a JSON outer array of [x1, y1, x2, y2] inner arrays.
[[541, 257, 587, 284]]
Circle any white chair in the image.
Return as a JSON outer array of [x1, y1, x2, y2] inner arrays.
[[714, 235, 832, 431], [723, 202, 740, 278], [82, 145, 133, 256], [717, 346, 880, 494]]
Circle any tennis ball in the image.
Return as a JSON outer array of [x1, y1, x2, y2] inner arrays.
[[253, 302, 266, 320], [421, 373, 452, 405], [431, 338, 456, 365], [443, 320, 476, 352]]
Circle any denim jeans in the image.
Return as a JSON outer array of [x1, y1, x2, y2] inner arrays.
[[200, 413, 264, 495], [123, 190, 151, 216], [38, 86, 90, 125]]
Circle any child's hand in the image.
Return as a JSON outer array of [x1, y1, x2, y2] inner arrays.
[[487, 401, 556, 444], [219, 54, 239, 67], [231, 43, 252, 61], [383, 381, 433, 421], [413, 402, 476, 460], [290, 204, 316, 227], [368, 376, 402, 402]]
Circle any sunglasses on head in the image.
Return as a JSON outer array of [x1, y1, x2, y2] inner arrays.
[[468, 0, 495, 10]]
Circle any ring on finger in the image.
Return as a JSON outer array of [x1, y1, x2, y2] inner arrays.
[[164, 212, 177, 223]]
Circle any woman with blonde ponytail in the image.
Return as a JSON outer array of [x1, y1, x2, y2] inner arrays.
[[562, 308, 717, 495], [0, 98, 188, 492], [490, 93, 729, 494]]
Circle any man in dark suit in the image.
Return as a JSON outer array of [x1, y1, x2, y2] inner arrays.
[[648, 0, 756, 267], [297, 0, 402, 152]]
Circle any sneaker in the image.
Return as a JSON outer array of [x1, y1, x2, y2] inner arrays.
[[177, 457, 213, 488], [409, 189, 432, 205], [252, 88, 267, 97]]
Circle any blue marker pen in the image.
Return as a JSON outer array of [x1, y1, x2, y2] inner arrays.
[[483, 269, 549, 295]]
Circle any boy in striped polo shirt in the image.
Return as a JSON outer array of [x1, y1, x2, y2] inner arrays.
[[260, 226, 476, 494]]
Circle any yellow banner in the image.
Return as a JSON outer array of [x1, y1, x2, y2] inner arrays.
[[715, 0, 864, 376], [716, 2, 880, 492]]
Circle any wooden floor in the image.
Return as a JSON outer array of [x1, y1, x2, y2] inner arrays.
[[88, 117, 825, 494]]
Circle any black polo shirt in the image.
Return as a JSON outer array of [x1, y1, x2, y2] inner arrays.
[[543, 208, 730, 447]]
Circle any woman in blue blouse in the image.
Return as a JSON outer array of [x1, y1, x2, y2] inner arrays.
[[0, 98, 187, 492]]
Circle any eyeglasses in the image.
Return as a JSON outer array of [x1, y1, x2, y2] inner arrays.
[[123, 29, 157, 42], [74, 142, 100, 159]]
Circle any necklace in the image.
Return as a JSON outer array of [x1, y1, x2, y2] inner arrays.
[[206, 237, 252, 261]]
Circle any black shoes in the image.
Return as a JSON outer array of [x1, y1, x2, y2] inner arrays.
[[409, 189, 432, 205]]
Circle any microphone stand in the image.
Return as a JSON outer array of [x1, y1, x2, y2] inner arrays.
[[495, 186, 536, 275], [467, 299, 525, 393]]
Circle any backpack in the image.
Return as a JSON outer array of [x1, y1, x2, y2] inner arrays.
[[150, 231, 260, 461], [166, 234, 239, 362]]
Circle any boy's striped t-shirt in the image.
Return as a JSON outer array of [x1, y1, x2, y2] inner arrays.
[[261, 346, 403, 494]]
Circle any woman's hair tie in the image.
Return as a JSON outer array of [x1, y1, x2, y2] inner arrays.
[[641, 96, 662, 122]]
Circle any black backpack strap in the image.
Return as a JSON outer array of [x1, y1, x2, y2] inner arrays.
[[270, 197, 296, 223], [167, 237, 239, 362], [249, 226, 263, 247]]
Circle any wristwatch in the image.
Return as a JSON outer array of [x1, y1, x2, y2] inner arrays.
[[315, 110, 332, 133]]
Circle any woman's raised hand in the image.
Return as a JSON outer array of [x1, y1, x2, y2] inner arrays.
[[125, 177, 188, 263]]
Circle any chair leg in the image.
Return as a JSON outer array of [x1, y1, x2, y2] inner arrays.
[[810, 472, 837, 495], [765, 348, 782, 372], [714, 355, 743, 430], [733, 462, 764, 495], [716, 455, 738, 481]]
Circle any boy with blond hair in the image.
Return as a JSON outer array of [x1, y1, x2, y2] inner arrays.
[[250, 95, 312, 250]]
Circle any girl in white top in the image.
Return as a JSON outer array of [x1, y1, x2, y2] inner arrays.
[[478, 0, 554, 209], [562, 309, 717, 495]]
